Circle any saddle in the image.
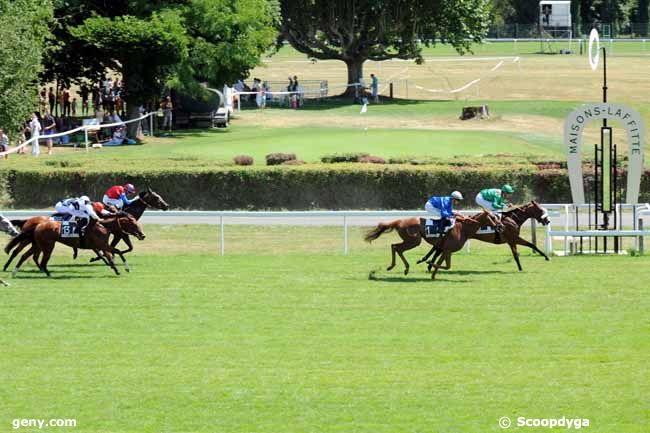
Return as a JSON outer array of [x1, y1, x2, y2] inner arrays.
[[421, 218, 451, 238]]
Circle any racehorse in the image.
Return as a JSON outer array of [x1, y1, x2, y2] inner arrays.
[[417, 201, 551, 271], [10, 213, 145, 277], [364, 210, 498, 278], [87, 188, 169, 270], [4, 188, 168, 272]]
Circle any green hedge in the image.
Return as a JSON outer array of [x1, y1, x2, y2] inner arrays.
[[2, 165, 648, 210]]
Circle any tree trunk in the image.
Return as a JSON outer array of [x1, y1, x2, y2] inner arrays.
[[343, 58, 365, 97], [126, 102, 141, 139]]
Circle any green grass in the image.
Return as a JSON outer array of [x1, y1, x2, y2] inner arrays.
[[1, 225, 649, 432]]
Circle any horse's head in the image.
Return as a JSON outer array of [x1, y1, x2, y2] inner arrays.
[[119, 214, 146, 240], [530, 201, 551, 226], [140, 188, 169, 211]]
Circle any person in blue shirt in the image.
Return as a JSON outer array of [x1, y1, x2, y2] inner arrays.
[[425, 191, 463, 233]]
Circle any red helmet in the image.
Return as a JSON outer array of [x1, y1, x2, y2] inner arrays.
[[124, 183, 136, 193]]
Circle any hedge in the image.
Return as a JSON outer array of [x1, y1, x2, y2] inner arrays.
[[1, 165, 648, 210]]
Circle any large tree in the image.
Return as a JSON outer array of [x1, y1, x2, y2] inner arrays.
[[0, 0, 52, 136], [279, 0, 490, 93], [43, 0, 279, 125]]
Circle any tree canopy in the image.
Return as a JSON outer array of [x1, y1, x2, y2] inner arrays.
[[279, 0, 490, 92], [42, 0, 279, 118], [0, 0, 52, 136]]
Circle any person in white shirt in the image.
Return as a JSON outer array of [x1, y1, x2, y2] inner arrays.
[[28, 112, 42, 156], [54, 195, 100, 236]]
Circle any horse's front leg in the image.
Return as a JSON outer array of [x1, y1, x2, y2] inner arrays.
[[417, 245, 437, 264]]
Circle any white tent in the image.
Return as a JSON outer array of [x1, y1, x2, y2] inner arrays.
[[539, 1, 572, 28]]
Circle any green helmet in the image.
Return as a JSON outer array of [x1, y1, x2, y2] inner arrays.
[[501, 184, 515, 193]]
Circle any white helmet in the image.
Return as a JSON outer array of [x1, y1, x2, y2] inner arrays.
[[450, 191, 463, 200], [80, 195, 91, 204]]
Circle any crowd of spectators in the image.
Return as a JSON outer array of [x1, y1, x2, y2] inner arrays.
[[0, 77, 134, 158]]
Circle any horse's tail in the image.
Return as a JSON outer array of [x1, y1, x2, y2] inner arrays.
[[10, 219, 26, 229], [4, 227, 34, 254], [364, 220, 400, 242]]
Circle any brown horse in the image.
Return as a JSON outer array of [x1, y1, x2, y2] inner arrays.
[[10, 214, 145, 277], [418, 201, 551, 272], [364, 211, 497, 278], [427, 211, 498, 280]]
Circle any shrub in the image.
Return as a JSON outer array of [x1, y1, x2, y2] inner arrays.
[[321, 152, 369, 163], [283, 159, 306, 166], [266, 153, 296, 165], [359, 155, 386, 164], [233, 155, 254, 166]]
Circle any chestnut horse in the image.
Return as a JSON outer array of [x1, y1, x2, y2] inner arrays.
[[10, 214, 145, 277], [364, 210, 497, 279], [418, 201, 551, 271], [5, 189, 167, 272]]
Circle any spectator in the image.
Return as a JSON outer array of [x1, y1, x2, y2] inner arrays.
[[42, 111, 56, 155], [62, 88, 71, 116], [291, 75, 299, 109], [57, 90, 65, 116], [28, 112, 42, 156], [255, 83, 266, 109], [104, 125, 127, 145], [92, 85, 101, 114], [161, 96, 173, 131], [47, 87, 55, 114], [0, 128, 9, 159], [80, 85, 90, 116], [71, 97, 78, 116], [371, 73, 379, 103], [38, 88, 47, 114]]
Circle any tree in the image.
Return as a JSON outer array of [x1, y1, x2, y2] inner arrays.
[[0, 0, 52, 137], [41, 0, 278, 133], [279, 0, 490, 95]]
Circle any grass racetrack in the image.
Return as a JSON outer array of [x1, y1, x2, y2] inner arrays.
[[1, 225, 649, 432]]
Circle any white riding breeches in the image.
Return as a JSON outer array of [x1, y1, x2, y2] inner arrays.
[[103, 195, 124, 209], [475, 194, 500, 214]]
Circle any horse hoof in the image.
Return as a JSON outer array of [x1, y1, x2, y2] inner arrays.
[[386, 266, 394, 271], [404, 268, 409, 275]]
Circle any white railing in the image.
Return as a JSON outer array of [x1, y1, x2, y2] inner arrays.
[[0, 112, 156, 157], [4, 204, 648, 256]]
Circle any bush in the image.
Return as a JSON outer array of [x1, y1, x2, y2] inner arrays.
[[233, 155, 254, 166], [266, 153, 296, 165], [283, 159, 306, 166], [321, 152, 369, 163], [359, 155, 386, 164]]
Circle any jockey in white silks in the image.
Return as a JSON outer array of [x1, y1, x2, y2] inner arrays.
[[0, 214, 19, 237], [54, 196, 100, 235]]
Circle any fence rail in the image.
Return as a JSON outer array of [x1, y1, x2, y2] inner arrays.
[[5, 204, 649, 256]]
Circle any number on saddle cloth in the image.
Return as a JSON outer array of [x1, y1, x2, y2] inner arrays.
[[59, 220, 81, 238], [423, 218, 450, 238]]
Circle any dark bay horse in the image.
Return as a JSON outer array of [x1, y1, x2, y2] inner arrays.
[[364, 211, 497, 278], [10, 214, 145, 277], [87, 188, 168, 270], [418, 201, 551, 271]]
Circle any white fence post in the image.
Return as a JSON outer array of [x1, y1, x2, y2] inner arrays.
[[343, 216, 348, 255], [84, 129, 89, 152], [220, 216, 225, 256], [545, 223, 552, 256]]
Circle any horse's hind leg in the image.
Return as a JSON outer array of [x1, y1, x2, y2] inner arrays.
[[427, 248, 443, 272], [104, 251, 120, 276], [516, 237, 550, 261], [38, 245, 55, 277], [395, 239, 420, 275], [386, 244, 398, 271], [430, 252, 448, 280], [3, 239, 30, 271], [12, 245, 38, 277]]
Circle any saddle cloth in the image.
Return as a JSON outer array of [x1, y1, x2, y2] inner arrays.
[[59, 220, 80, 238], [50, 213, 72, 222], [423, 218, 447, 238], [476, 225, 496, 235]]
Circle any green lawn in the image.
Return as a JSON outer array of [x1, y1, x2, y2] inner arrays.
[[0, 225, 648, 433]]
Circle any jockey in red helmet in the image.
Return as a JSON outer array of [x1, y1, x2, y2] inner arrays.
[[103, 183, 137, 209]]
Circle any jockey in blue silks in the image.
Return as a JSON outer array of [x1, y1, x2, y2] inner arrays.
[[424, 191, 463, 233]]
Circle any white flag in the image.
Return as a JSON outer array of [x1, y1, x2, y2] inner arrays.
[[360, 103, 367, 114]]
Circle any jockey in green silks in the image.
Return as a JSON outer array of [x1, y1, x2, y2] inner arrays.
[[475, 184, 515, 216]]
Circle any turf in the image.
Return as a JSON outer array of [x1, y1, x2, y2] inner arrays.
[[0, 225, 648, 433]]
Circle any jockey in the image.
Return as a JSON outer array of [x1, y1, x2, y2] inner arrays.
[[475, 184, 515, 217], [103, 183, 137, 209], [0, 214, 19, 237], [54, 195, 100, 234], [92, 201, 116, 217], [425, 190, 463, 232]]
